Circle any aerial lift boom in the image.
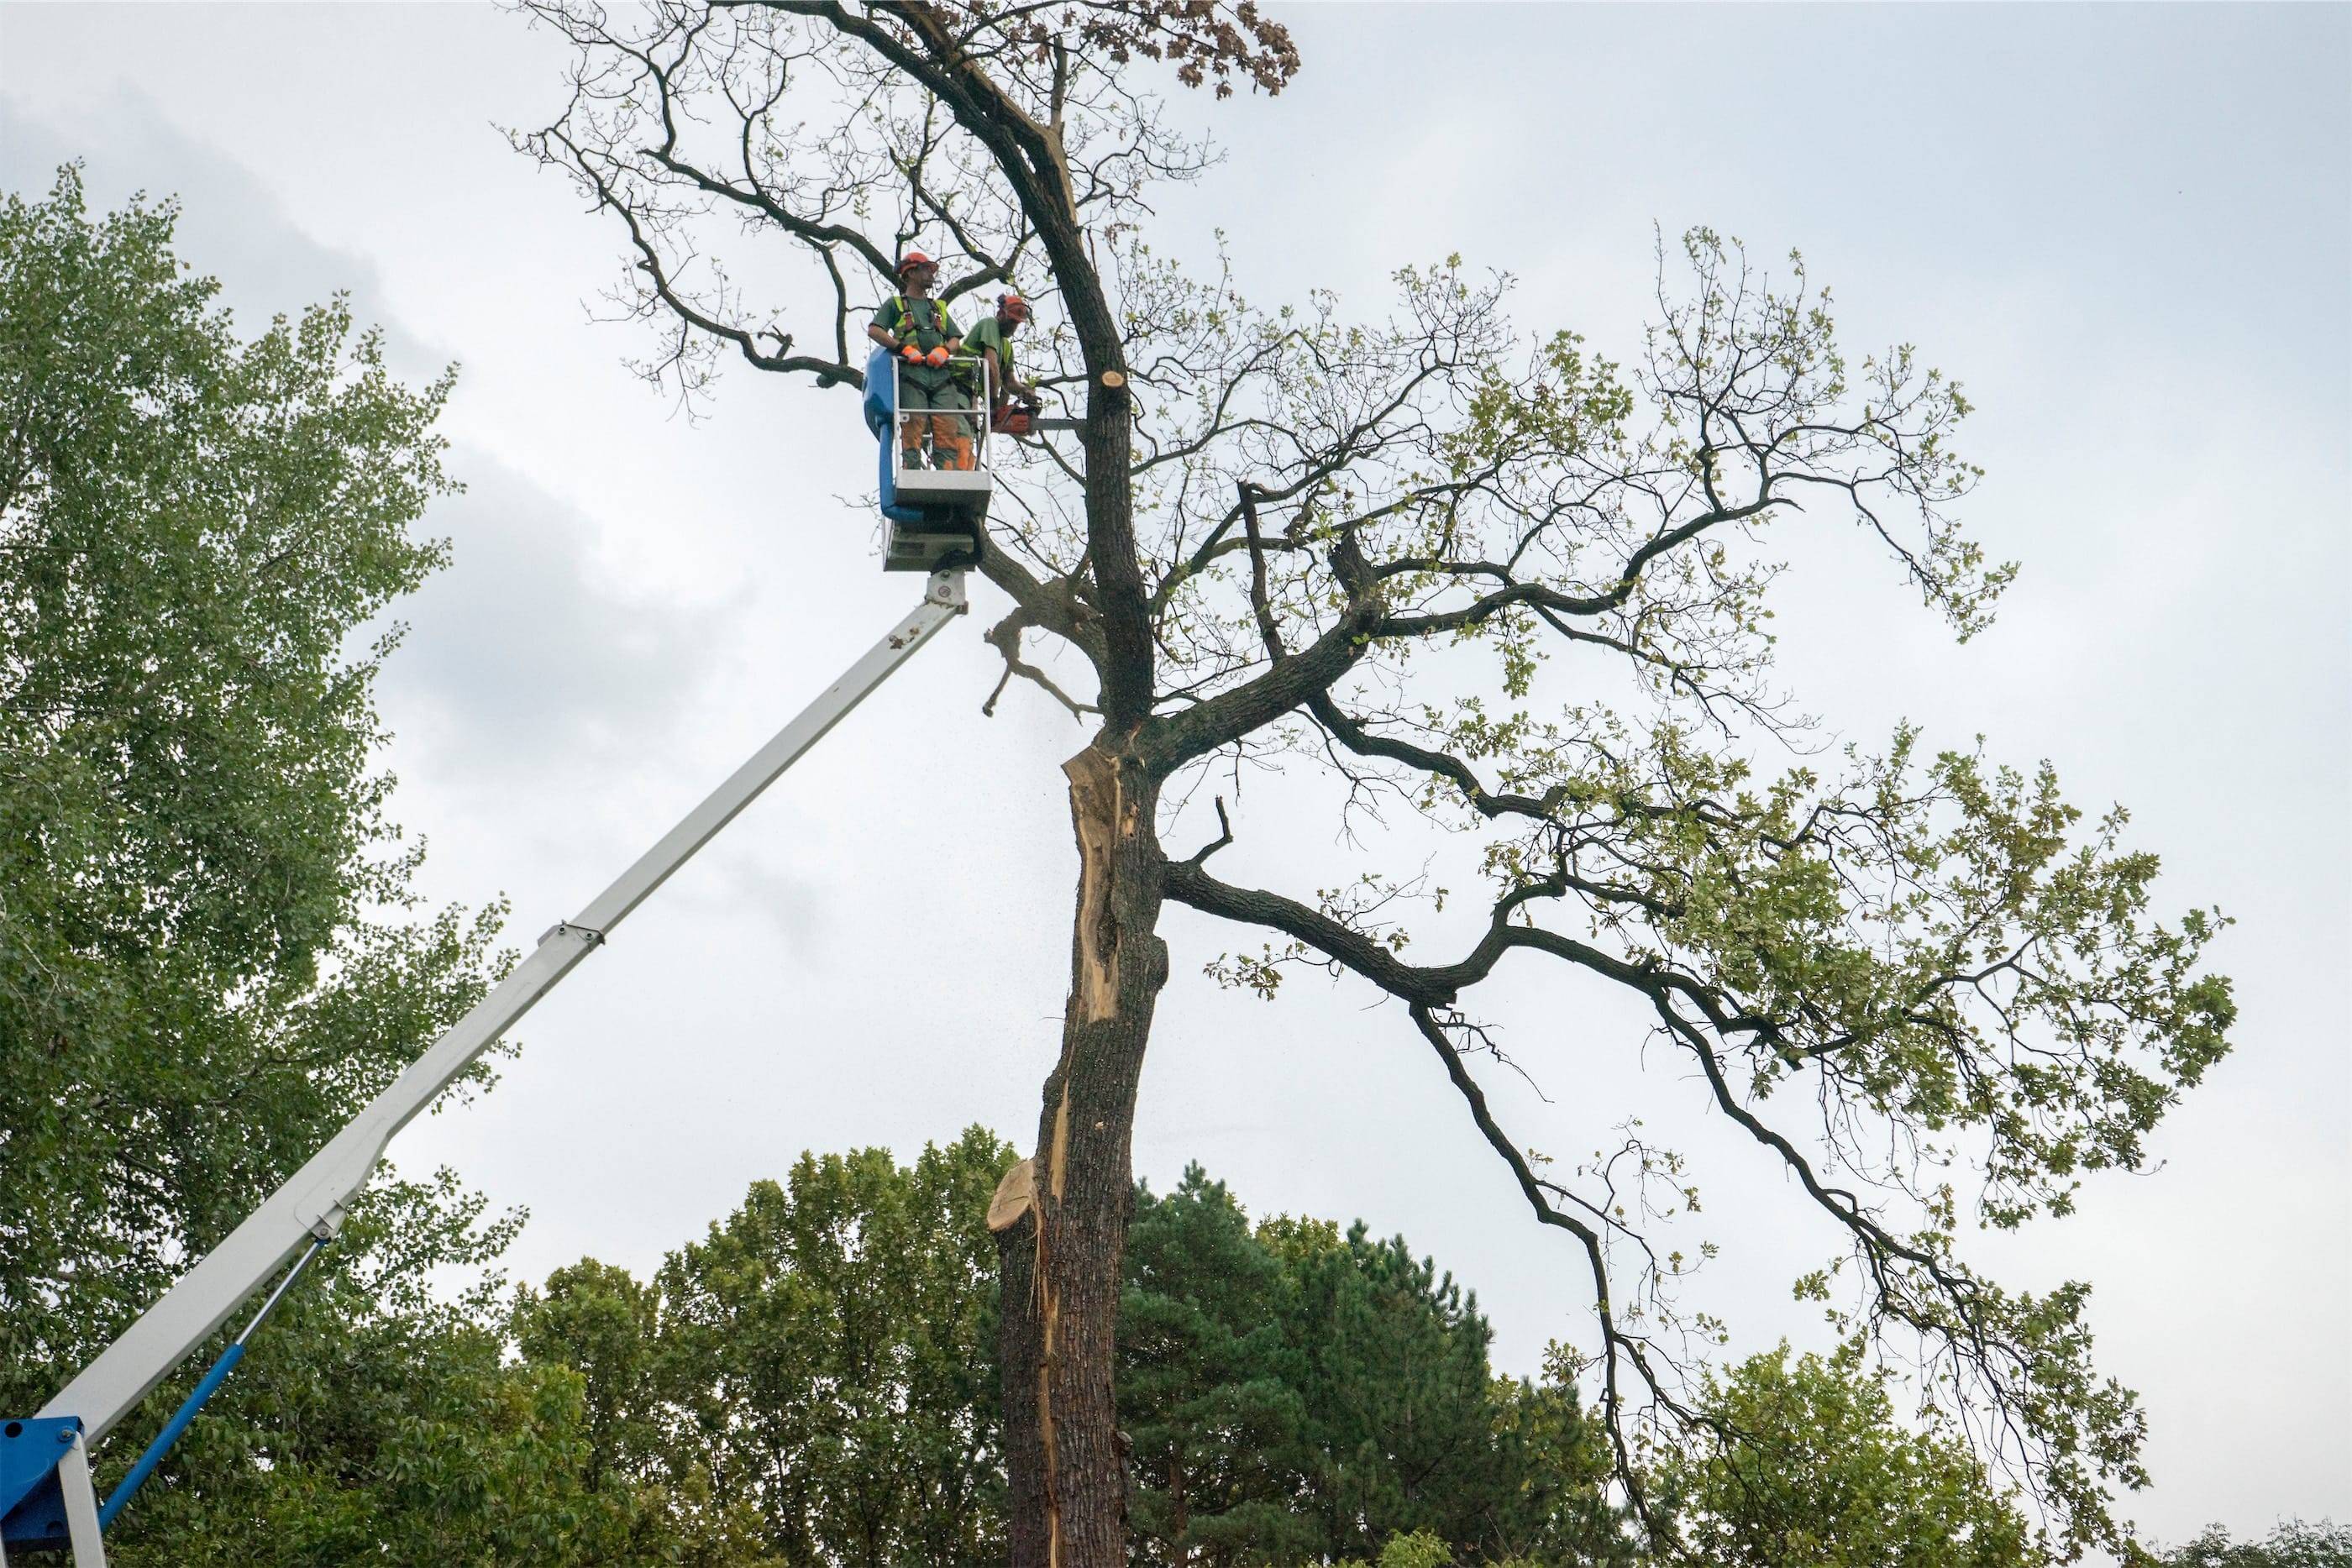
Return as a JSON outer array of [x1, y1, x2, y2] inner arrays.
[[1, 569, 970, 1564]]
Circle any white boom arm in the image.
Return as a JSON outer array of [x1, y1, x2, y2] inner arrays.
[[40, 570, 968, 1445]]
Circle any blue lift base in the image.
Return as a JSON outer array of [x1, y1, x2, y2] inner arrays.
[[2, 1416, 85, 1555]]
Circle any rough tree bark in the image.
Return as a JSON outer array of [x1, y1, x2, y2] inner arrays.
[[995, 744, 1168, 1565]]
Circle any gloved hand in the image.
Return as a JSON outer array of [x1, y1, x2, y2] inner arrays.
[[925, 345, 952, 368], [900, 343, 925, 361]]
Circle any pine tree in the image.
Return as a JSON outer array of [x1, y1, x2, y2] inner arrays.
[[1121, 1167, 1314, 1565]]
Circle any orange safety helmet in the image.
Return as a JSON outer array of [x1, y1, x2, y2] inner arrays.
[[896, 250, 937, 276], [998, 292, 1032, 322]]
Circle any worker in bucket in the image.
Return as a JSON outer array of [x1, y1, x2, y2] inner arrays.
[[964, 291, 1042, 438], [868, 252, 974, 470]]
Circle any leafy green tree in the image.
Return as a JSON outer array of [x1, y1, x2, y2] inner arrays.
[[2153, 1522, 2352, 1568], [508, 1149, 1623, 1567], [1, 161, 489, 1377], [514, 1259, 669, 1496], [514, 1144, 1018, 1567], [517, 1139, 2352, 1568], [108, 1180, 669, 1566], [0, 165, 617, 1559], [512, 1260, 780, 1566], [1658, 1344, 2040, 1568], [638, 1130, 1016, 1566], [1332, 1530, 1457, 1568]]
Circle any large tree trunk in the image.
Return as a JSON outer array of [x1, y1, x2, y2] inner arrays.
[[995, 742, 1168, 1568]]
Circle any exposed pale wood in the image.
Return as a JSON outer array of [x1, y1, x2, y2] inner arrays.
[[986, 1157, 1037, 1233]]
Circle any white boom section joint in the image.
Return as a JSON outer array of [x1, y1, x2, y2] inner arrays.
[[39, 569, 969, 1447]]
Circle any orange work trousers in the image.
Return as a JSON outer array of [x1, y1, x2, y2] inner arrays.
[[899, 407, 974, 470]]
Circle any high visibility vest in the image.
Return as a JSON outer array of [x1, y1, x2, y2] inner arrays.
[[891, 295, 956, 354], [890, 295, 971, 392]]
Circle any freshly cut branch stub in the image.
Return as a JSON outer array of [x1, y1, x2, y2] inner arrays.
[[988, 1156, 1037, 1233]]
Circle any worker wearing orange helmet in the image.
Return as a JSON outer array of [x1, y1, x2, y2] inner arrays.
[[963, 291, 1042, 438], [867, 251, 974, 469]]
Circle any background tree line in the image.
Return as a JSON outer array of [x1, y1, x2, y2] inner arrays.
[[4, 170, 2339, 1568], [506, 1135, 1629, 1567]]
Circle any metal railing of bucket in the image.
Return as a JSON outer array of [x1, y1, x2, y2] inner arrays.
[[885, 355, 994, 527]]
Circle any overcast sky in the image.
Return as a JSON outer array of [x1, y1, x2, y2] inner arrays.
[[4, 2, 2346, 1554]]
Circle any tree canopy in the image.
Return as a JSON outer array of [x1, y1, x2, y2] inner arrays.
[[1658, 1342, 2039, 1568], [0, 165, 607, 1560], [516, 1143, 2189, 1568], [2154, 1523, 2352, 1568], [1125, 1167, 1628, 1567], [516, 3, 2237, 1556], [512, 1139, 1622, 1565], [508, 1133, 1032, 1564]]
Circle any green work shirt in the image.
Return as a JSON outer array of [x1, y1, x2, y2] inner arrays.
[[874, 296, 963, 392], [963, 315, 1016, 401]]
